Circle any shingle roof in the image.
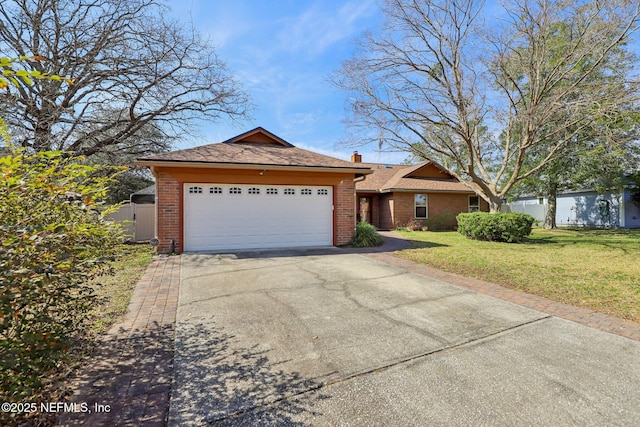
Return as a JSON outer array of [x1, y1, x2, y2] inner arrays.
[[356, 161, 475, 193], [132, 184, 155, 196], [356, 163, 405, 191], [136, 127, 371, 173]]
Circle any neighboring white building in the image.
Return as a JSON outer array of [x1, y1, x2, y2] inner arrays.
[[507, 188, 640, 228]]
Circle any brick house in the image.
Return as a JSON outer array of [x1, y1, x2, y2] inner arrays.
[[352, 152, 488, 230], [135, 127, 371, 253]]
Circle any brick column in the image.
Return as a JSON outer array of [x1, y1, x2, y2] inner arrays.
[[335, 178, 356, 245], [156, 172, 181, 253]]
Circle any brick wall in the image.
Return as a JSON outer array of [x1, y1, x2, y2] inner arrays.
[[155, 172, 181, 253], [429, 193, 470, 217], [393, 192, 480, 229], [427, 193, 473, 229], [393, 192, 416, 227], [370, 195, 380, 229], [335, 179, 356, 245]]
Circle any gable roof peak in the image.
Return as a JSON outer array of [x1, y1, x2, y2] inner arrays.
[[402, 160, 454, 178], [222, 127, 293, 147]]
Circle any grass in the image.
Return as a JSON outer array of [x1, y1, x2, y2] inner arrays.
[[395, 228, 640, 322], [89, 243, 156, 333]]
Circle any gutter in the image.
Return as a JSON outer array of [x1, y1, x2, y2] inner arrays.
[[134, 159, 372, 176], [382, 188, 476, 193]]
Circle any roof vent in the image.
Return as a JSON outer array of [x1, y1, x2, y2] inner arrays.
[[384, 164, 393, 169]]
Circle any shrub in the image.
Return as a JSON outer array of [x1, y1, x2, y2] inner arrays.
[[349, 222, 384, 247], [0, 149, 123, 404], [405, 219, 422, 232], [456, 212, 535, 243]]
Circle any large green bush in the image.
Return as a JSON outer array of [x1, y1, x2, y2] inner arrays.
[[456, 212, 535, 243], [0, 149, 122, 403], [349, 222, 384, 247]]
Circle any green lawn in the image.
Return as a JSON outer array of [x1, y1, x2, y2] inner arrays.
[[395, 228, 640, 322]]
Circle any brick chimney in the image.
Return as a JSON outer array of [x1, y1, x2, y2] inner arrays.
[[351, 151, 362, 163]]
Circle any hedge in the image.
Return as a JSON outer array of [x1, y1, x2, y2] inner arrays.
[[456, 212, 535, 243], [0, 149, 123, 405]]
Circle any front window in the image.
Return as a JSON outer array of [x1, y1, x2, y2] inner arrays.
[[415, 194, 428, 218], [469, 196, 480, 212]]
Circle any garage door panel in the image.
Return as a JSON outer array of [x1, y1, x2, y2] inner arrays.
[[184, 184, 333, 251]]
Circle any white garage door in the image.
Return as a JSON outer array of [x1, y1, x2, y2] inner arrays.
[[184, 183, 333, 251]]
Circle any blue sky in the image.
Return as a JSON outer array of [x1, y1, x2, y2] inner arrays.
[[165, 0, 403, 163]]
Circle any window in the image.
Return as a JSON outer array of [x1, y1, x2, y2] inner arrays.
[[266, 188, 278, 195], [248, 187, 260, 195], [229, 187, 242, 194], [317, 189, 328, 195], [301, 188, 312, 195], [189, 186, 202, 194], [284, 188, 295, 195], [469, 196, 480, 212], [415, 194, 428, 218], [209, 187, 222, 194]]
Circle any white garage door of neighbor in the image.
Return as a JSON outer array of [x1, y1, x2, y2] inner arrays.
[[184, 183, 333, 251]]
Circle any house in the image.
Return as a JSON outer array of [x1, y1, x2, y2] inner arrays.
[[135, 127, 371, 253], [352, 152, 488, 229], [508, 188, 640, 228]]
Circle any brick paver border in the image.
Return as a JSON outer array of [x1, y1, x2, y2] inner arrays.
[[366, 252, 640, 342], [57, 255, 181, 427]]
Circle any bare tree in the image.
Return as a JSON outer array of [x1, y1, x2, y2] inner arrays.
[[334, 0, 640, 212], [0, 0, 251, 156]]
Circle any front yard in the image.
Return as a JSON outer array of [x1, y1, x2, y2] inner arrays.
[[396, 228, 640, 323], [89, 244, 156, 333]]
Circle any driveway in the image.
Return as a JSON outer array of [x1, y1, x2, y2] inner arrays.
[[169, 249, 640, 426]]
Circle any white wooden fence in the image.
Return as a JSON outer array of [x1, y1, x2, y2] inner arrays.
[[107, 203, 155, 241]]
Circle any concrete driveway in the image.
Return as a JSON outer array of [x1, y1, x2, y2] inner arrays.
[[169, 249, 640, 426]]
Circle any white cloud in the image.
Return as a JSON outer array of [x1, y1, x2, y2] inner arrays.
[[164, 0, 391, 162], [279, 0, 378, 56]]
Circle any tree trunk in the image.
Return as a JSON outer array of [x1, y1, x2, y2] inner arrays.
[[488, 194, 503, 213], [544, 183, 558, 229]]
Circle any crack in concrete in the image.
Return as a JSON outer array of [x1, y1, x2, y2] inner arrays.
[[182, 261, 413, 308], [179, 283, 325, 308], [320, 315, 552, 384], [208, 315, 553, 424], [338, 279, 455, 345]]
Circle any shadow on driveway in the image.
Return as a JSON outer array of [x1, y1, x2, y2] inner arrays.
[[170, 318, 330, 426], [57, 323, 174, 426], [183, 230, 416, 261]]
